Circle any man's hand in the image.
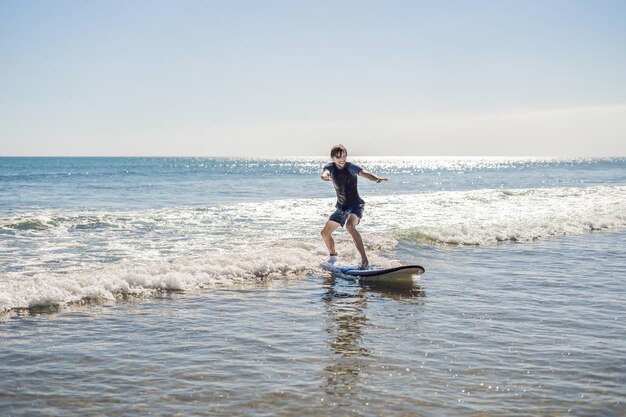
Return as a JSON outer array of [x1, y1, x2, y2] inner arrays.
[[321, 170, 331, 181]]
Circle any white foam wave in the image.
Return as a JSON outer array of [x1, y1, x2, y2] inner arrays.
[[1, 185, 625, 311], [0, 244, 316, 312], [0, 237, 402, 312], [366, 186, 626, 245]]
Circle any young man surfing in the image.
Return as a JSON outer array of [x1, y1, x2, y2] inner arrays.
[[321, 144, 387, 269]]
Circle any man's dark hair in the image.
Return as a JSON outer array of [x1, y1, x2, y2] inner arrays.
[[330, 144, 347, 159]]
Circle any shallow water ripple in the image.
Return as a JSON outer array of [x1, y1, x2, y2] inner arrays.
[[1, 231, 625, 416]]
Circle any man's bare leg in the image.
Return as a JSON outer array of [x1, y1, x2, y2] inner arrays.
[[321, 220, 341, 261], [345, 214, 368, 268]]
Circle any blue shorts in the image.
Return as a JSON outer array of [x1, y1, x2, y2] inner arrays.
[[329, 203, 364, 227]]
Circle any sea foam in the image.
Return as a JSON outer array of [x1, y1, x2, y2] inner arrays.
[[1, 185, 625, 311]]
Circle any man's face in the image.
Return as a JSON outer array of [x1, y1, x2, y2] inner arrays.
[[333, 152, 347, 168]]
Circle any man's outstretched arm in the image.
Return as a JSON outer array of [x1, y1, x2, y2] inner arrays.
[[359, 170, 388, 183]]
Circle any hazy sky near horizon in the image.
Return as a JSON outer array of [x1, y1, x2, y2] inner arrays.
[[1, 0, 625, 157]]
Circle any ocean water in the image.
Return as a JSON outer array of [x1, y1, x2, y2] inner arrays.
[[0, 156, 625, 416]]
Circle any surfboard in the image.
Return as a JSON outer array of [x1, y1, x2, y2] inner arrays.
[[326, 264, 425, 284]]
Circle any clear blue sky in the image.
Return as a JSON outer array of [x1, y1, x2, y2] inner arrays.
[[1, 0, 625, 156]]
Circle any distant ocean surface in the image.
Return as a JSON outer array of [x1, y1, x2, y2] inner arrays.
[[1, 156, 625, 416]]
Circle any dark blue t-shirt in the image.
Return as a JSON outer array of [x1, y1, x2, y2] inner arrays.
[[323, 162, 364, 209]]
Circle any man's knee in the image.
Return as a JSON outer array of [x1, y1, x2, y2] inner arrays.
[[321, 227, 334, 238], [346, 214, 360, 229]]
